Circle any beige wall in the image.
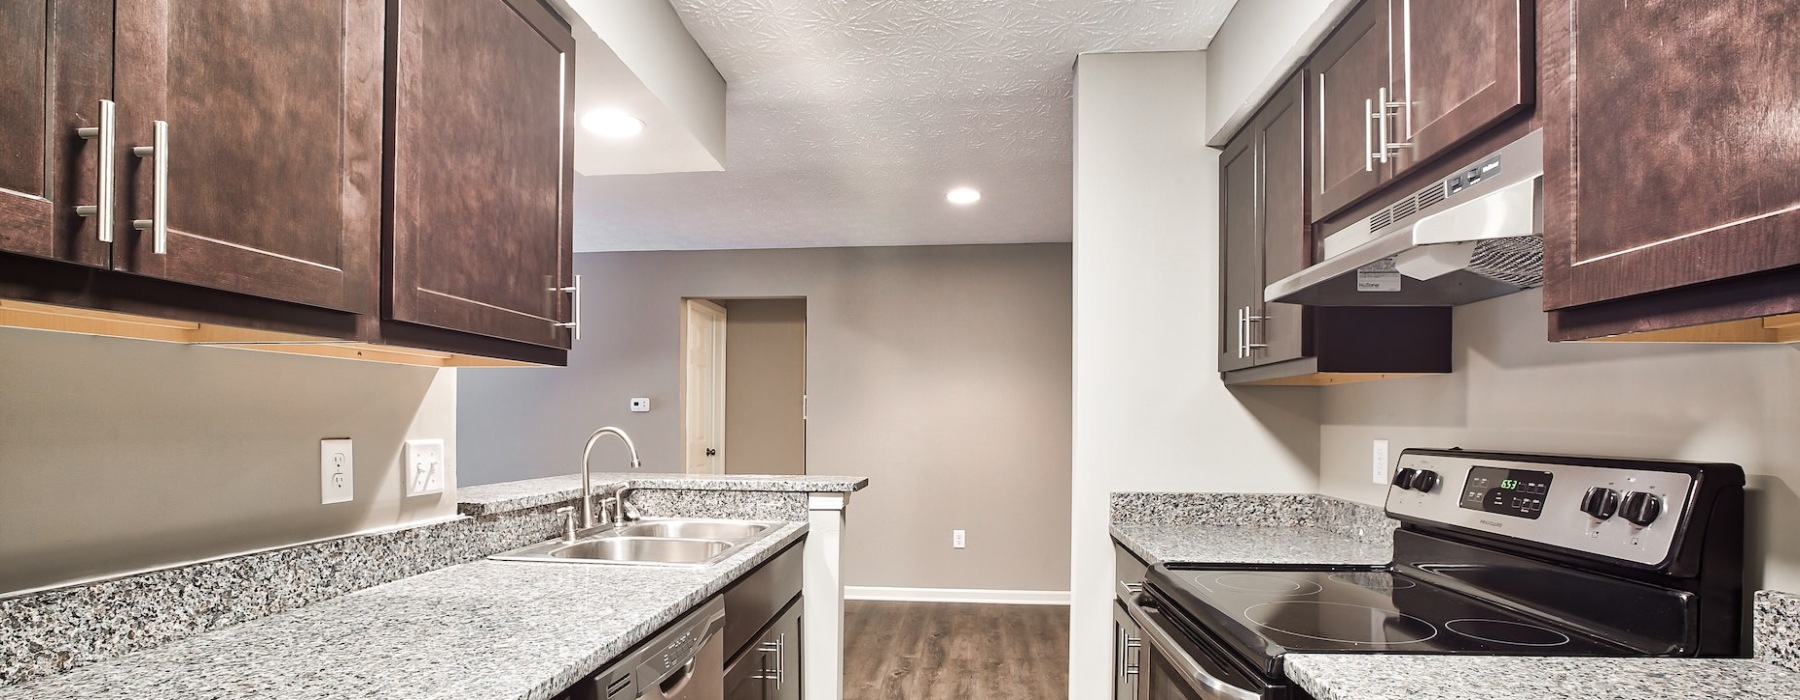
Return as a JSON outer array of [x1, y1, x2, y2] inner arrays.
[[1317, 288, 1800, 593], [1203, 0, 1359, 144], [458, 244, 1074, 592], [1070, 51, 1323, 699], [721, 299, 806, 476], [0, 327, 457, 594]]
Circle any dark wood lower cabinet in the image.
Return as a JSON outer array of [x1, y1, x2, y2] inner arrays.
[[727, 596, 803, 700]]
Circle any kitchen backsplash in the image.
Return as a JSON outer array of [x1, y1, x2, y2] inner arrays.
[[1110, 492, 1396, 546], [1758, 590, 1800, 673]]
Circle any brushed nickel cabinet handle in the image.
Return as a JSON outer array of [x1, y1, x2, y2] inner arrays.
[[552, 273, 581, 340], [131, 120, 168, 255], [1364, 96, 1376, 173], [74, 100, 116, 243]]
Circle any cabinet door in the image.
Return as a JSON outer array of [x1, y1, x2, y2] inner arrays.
[[111, 0, 382, 312], [388, 0, 575, 349], [1308, 0, 1390, 222], [1388, 0, 1532, 176], [0, 0, 110, 267], [1254, 75, 1308, 366], [1542, 0, 1800, 311], [1218, 130, 1260, 373], [771, 600, 803, 700]]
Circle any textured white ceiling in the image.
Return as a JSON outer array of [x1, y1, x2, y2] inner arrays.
[[574, 0, 1239, 252]]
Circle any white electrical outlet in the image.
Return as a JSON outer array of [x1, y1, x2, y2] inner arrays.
[[629, 398, 651, 413], [952, 529, 966, 549], [1372, 439, 1391, 485], [321, 438, 354, 504], [404, 439, 446, 496]]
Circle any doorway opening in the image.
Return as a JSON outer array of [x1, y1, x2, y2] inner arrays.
[[680, 297, 807, 476]]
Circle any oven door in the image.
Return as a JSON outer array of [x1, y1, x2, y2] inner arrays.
[[1119, 583, 1275, 700]]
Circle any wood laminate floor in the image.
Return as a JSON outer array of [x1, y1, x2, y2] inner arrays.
[[843, 600, 1069, 700]]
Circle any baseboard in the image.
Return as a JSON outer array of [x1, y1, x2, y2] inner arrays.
[[843, 586, 1070, 605]]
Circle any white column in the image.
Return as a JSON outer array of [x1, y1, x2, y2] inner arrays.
[[804, 491, 850, 700]]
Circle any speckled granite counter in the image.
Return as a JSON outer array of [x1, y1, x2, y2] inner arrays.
[[1284, 655, 1800, 700], [458, 473, 870, 517], [0, 523, 807, 700], [1110, 493, 1395, 567]]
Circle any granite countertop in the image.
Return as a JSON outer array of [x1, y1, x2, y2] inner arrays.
[[459, 473, 870, 517], [0, 523, 808, 700], [1285, 655, 1800, 700], [1110, 522, 1391, 567], [1109, 493, 1395, 567]]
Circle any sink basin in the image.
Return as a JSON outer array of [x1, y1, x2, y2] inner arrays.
[[617, 520, 772, 540], [489, 517, 785, 567], [549, 537, 730, 563]]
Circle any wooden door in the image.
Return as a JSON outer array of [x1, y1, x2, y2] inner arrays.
[[1254, 74, 1308, 366], [110, 0, 381, 312], [1218, 129, 1260, 373], [1542, 0, 1800, 311], [684, 299, 727, 475], [1308, 0, 1390, 222], [1388, 0, 1533, 176], [0, 0, 111, 267], [387, 0, 575, 348]]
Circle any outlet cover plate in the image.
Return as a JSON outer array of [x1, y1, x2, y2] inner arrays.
[[404, 439, 446, 496], [321, 438, 354, 505], [1372, 439, 1390, 485], [952, 529, 966, 549]]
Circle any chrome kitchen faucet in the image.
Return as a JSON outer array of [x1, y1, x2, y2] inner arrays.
[[579, 427, 642, 529]]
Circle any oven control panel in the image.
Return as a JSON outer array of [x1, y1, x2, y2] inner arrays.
[[1385, 450, 1694, 566]]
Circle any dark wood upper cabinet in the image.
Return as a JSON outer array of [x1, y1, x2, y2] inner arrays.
[[0, 0, 112, 268], [1218, 128, 1261, 374], [386, 0, 574, 350], [1541, 0, 1800, 326], [1223, 70, 1452, 385], [1307, 0, 1390, 222], [1386, 0, 1533, 176], [1310, 0, 1533, 222], [108, 0, 382, 314]]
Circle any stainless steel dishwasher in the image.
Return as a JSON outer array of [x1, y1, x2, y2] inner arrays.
[[592, 597, 727, 700]]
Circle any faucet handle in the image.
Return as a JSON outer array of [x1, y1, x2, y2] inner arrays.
[[599, 496, 620, 525], [556, 505, 578, 543]]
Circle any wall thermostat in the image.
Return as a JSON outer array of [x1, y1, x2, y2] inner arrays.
[[629, 398, 651, 412]]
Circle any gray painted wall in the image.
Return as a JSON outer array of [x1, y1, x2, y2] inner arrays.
[[1318, 289, 1800, 593], [458, 244, 1073, 592], [0, 327, 457, 594], [721, 298, 806, 476]]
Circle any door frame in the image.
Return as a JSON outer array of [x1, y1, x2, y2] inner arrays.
[[680, 298, 727, 475]]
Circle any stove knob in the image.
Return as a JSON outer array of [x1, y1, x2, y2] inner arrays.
[[1580, 487, 1620, 520], [1411, 470, 1440, 493], [1391, 467, 1418, 490], [1622, 491, 1663, 527]]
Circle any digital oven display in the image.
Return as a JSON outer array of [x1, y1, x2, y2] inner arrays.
[[1459, 466, 1554, 519]]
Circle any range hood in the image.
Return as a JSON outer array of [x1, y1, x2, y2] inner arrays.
[[1266, 129, 1545, 307]]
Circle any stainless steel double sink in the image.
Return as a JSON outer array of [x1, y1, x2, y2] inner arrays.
[[490, 518, 783, 567]]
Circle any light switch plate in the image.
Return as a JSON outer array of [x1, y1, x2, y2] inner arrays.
[[321, 438, 353, 505], [1372, 439, 1391, 485], [404, 439, 446, 496], [629, 397, 651, 413]]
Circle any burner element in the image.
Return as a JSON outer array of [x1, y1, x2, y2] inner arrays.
[[1213, 574, 1324, 596], [1444, 619, 1572, 648], [1328, 572, 1418, 591], [1244, 602, 1438, 646]]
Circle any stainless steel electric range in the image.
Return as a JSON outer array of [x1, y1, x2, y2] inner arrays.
[[1117, 448, 1746, 700]]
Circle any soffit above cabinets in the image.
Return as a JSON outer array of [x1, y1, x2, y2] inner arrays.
[[573, 0, 1240, 252]]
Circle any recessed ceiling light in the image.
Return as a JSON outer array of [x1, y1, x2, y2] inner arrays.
[[946, 187, 981, 205], [582, 108, 645, 139]]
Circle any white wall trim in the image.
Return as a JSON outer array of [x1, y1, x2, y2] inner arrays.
[[844, 586, 1070, 606]]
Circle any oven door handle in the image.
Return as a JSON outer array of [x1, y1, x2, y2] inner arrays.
[[1123, 591, 1262, 700]]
